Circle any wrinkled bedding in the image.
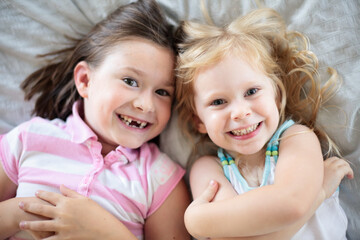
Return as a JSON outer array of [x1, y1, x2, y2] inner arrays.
[[0, 0, 359, 238]]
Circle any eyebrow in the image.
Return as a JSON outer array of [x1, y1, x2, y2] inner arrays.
[[121, 66, 175, 88], [121, 66, 145, 77]]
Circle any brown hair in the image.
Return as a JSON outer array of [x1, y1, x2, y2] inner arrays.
[[176, 8, 340, 159], [21, 0, 176, 120]]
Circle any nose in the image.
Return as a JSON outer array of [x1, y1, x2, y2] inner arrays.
[[133, 91, 155, 113], [231, 101, 251, 120]]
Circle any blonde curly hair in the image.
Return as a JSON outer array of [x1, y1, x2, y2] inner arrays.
[[175, 8, 340, 162]]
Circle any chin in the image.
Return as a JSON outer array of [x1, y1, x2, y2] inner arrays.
[[122, 140, 145, 149]]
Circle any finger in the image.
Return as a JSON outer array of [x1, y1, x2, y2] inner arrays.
[[19, 201, 56, 219], [35, 190, 64, 206], [26, 230, 54, 240], [332, 159, 354, 179], [20, 220, 57, 232], [60, 184, 82, 198], [198, 180, 219, 202], [343, 165, 354, 179]]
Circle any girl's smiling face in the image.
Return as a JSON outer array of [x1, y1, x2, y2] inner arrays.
[[75, 38, 175, 154], [193, 54, 280, 157]]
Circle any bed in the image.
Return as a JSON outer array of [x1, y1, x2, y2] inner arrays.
[[1, 0, 359, 238]]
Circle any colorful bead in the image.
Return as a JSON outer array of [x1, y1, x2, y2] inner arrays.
[[221, 160, 229, 166], [229, 160, 235, 164], [271, 151, 278, 156], [266, 150, 271, 156]]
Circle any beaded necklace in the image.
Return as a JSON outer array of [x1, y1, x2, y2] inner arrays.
[[217, 119, 295, 189]]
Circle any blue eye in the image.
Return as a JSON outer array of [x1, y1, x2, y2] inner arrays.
[[245, 88, 258, 96], [123, 78, 138, 87], [211, 99, 225, 106], [156, 89, 170, 97]]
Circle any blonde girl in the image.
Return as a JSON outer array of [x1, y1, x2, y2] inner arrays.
[[176, 8, 353, 240]]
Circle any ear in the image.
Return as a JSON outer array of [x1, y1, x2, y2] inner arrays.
[[195, 115, 207, 134], [74, 61, 91, 98]]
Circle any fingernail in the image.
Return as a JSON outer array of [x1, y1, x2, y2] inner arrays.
[[210, 180, 216, 186], [18, 201, 24, 209], [19, 221, 27, 229]]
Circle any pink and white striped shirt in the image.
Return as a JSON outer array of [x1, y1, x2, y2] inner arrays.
[[0, 102, 185, 240]]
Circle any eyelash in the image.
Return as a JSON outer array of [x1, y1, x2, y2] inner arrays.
[[210, 88, 259, 106], [123, 77, 171, 97], [245, 88, 258, 96], [123, 77, 138, 87], [156, 89, 170, 97], [211, 99, 225, 106]]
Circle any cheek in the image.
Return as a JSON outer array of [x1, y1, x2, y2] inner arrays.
[[158, 101, 172, 122], [201, 112, 221, 133]]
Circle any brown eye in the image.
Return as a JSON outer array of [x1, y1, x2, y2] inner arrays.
[[156, 89, 170, 96]]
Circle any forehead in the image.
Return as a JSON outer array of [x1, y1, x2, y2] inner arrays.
[[195, 54, 266, 83], [192, 53, 277, 98], [97, 38, 175, 83]]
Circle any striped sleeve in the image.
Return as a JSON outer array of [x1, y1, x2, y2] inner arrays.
[[0, 123, 27, 185], [143, 143, 185, 217]]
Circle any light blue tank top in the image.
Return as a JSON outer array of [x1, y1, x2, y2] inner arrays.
[[217, 119, 347, 240]]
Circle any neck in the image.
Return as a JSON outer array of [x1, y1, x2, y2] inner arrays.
[[234, 147, 266, 168], [234, 147, 266, 187]]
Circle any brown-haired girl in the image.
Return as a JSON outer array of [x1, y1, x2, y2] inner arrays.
[[0, 1, 190, 239]]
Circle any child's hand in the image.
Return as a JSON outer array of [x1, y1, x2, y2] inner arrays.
[[15, 197, 54, 239], [189, 180, 219, 207], [19, 185, 133, 240], [184, 180, 219, 239], [24, 230, 54, 240], [322, 157, 354, 199]]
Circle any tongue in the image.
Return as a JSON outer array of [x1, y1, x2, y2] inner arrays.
[[129, 121, 140, 127]]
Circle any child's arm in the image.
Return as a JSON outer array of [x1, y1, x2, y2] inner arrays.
[[0, 159, 25, 238], [188, 156, 353, 240], [19, 180, 191, 240], [144, 179, 191, 240], [0, 162, 51, 239], [185, 124, 325, 238]]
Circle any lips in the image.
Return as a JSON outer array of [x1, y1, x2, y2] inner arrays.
[[231, 122, 260, 136], [118, 114, 148, 129]]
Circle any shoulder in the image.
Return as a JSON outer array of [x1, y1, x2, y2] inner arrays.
[[190, 154, 238, 200], [139, 142, 185, 176], [25, 116, 66, 131], [190, 155, 222, 179], [2, 117, 49, 138], [278, 123, 321, 155], [282, 123, 317, 139], [139, 142, 170, 164], [191, 155, 221, 170]]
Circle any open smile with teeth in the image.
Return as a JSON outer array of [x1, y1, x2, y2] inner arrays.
[[231, 123, 260, 136], [119, 114, 148, 129]]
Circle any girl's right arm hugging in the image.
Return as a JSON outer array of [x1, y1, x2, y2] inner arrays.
[[185, 139, 353, 240], [0, 162, 49, 239]]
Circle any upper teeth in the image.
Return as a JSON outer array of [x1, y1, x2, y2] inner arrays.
[[120, 115, 147, 128], [231, 123, 259, 136]]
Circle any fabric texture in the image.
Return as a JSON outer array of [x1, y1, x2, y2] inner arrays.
[[0, 0, 359, 238], [0, 101, 185, 240]]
